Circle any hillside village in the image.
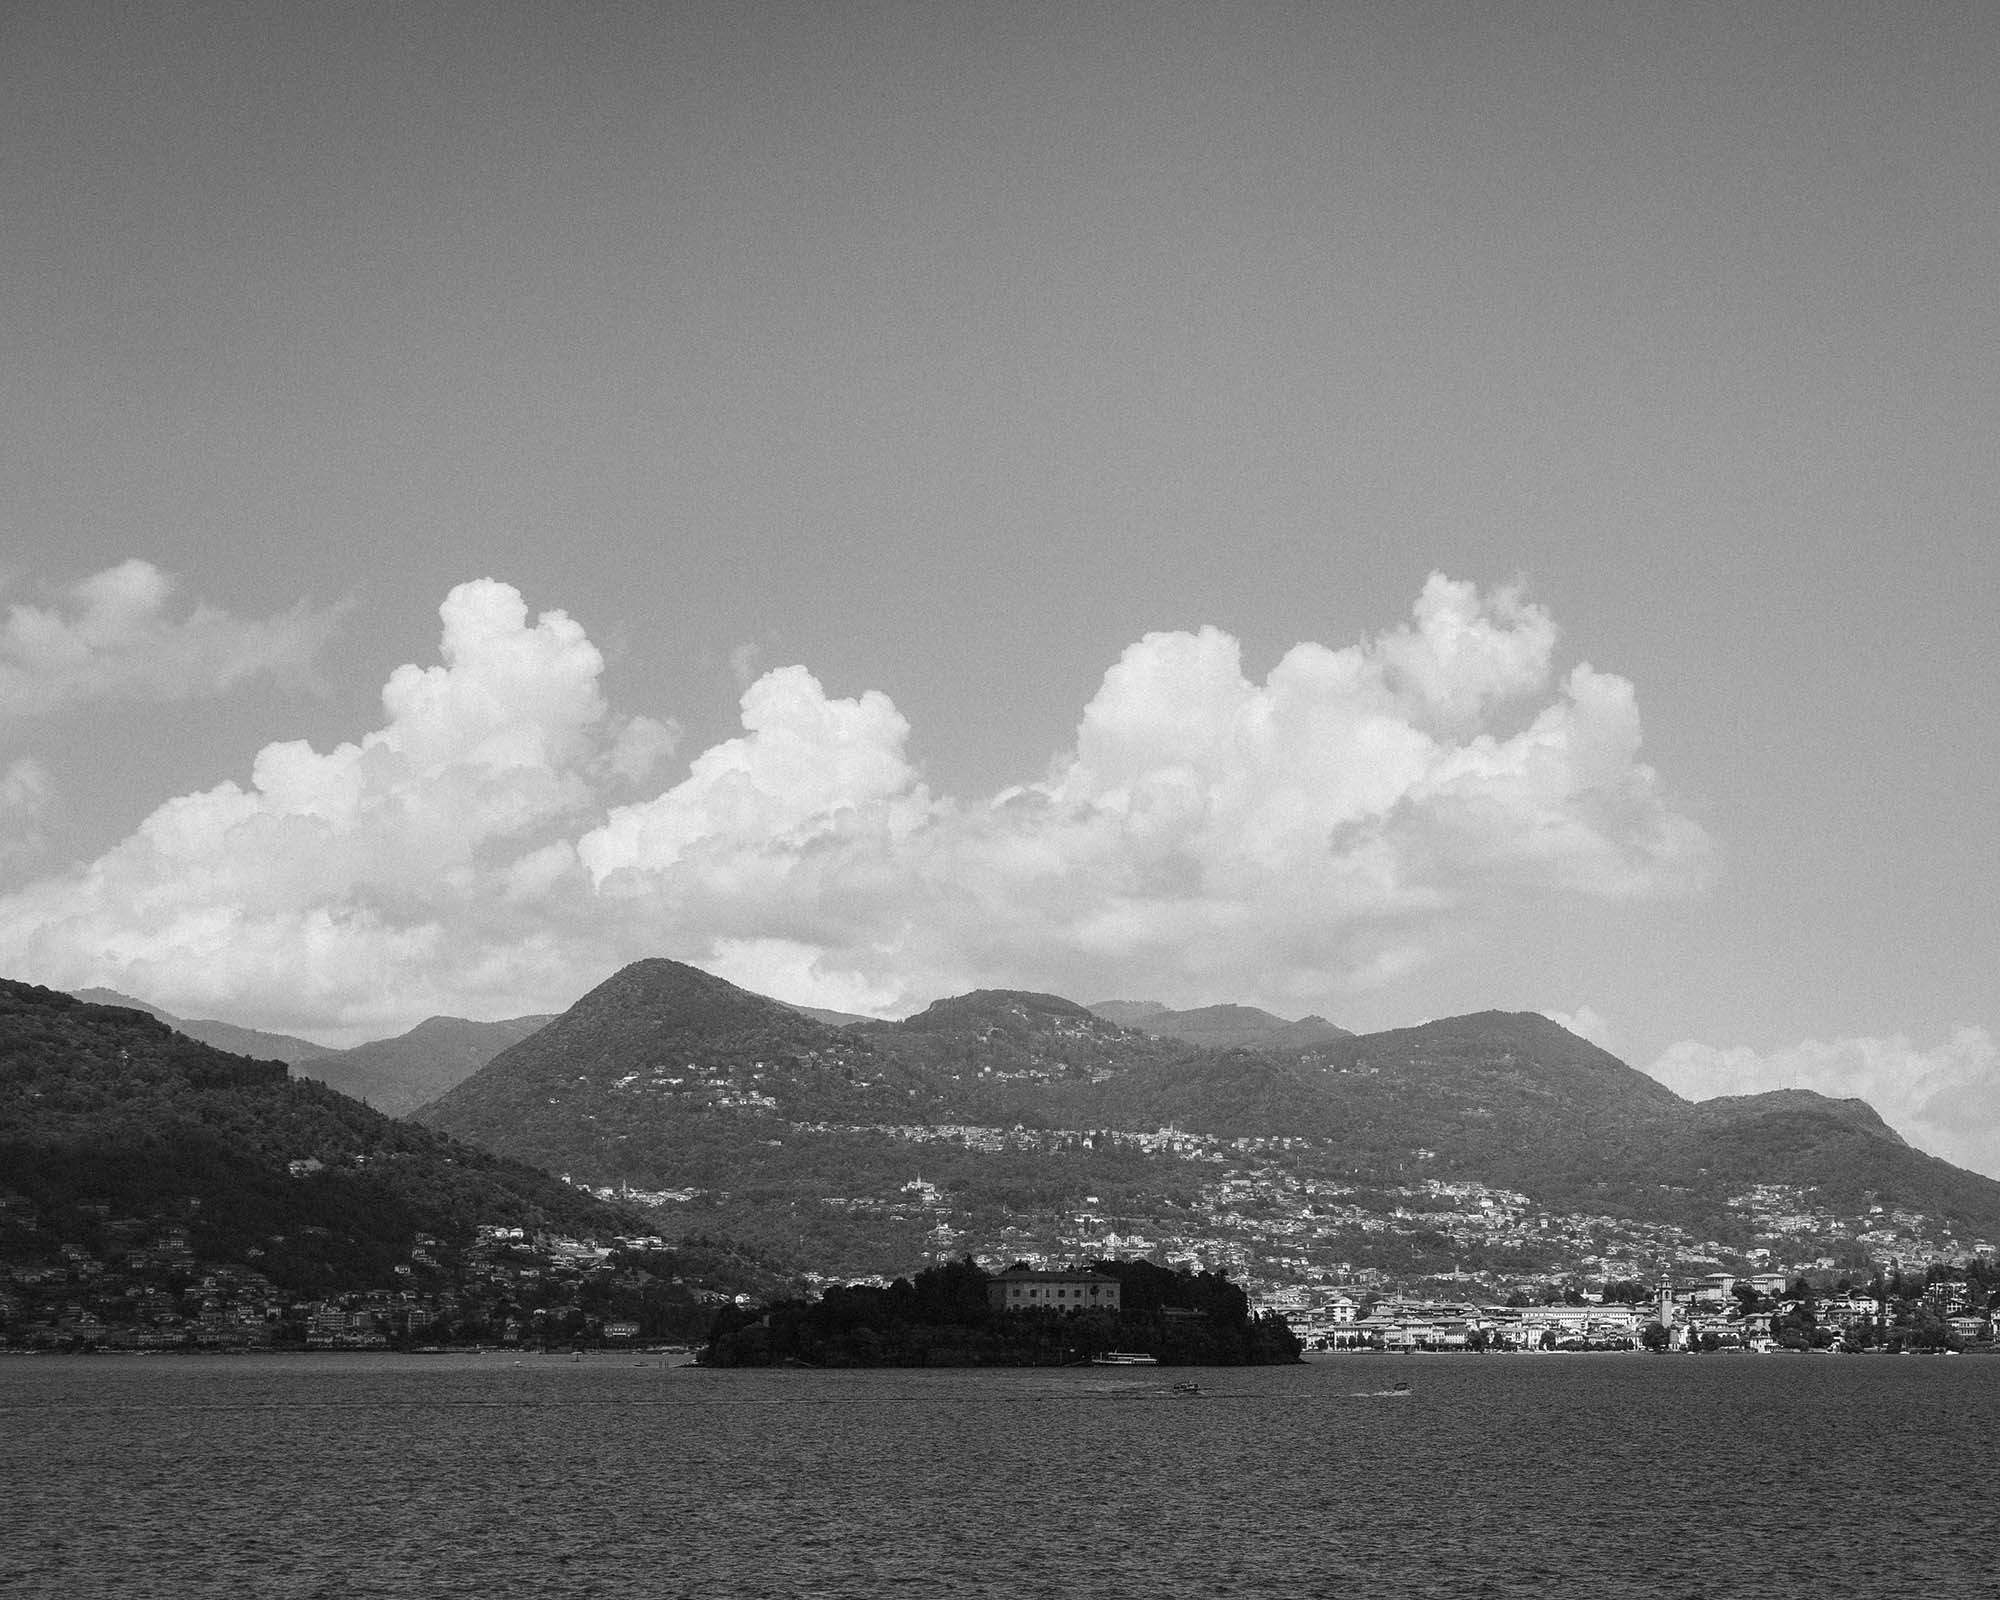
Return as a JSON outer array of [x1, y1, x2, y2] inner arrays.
[[11, 1178, 1990, 1355], [0, 1207, 768, 1353], [10, 964, 2000, 1358], [588, 1137, 2000, 1358], [1265, 1267, 1995, 1355], [596, 1123, 1991, 1305], [8, 1153, 1995, 1356]]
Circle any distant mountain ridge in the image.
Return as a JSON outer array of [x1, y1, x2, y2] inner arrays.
[[70, 987, 553, 1116], [902, 989, 1103, 1033], [416, 958, 2000, 1282], [1088, 999, 1354, 1050], [302, 1014, 557, 1117], [70, 988, 332, 1064], [785, 1003, 873, 1027], [1085, 1000, 1169, 1027], [3, 980, 636, 1295]]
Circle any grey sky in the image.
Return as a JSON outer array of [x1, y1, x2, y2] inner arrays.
[[2, 3, 1995, 1156]]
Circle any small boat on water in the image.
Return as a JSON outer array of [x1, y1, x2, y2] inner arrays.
[[1092, 1350, 1159, 1366], [1169, 1381, 1202, 1396]]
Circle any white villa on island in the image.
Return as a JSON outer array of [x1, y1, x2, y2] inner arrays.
[[987, 1268, 1122, 1313]]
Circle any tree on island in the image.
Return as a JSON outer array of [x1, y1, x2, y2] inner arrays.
[[701, 1255, 1302, 1368]]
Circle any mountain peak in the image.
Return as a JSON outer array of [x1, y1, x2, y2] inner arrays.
[[409, 1014, 480, 1033], [901, 990, 1099, 1034], [295, 1012, 557, 1118], [589, 956, 760, 996], [1313, 1009, 1685, 1120], [1391, 1010, 1609, 1053], [399, 1013, 553, 1043], [415, 956, 843, 1123], [561, 958, 813, 1033], [1698, 1089, 1908, 1145], [1087, 1000, 1353, 1051], [1086, 1000, 1168, 1026]]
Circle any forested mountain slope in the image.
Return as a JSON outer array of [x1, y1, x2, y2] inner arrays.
[[70, 986, 331, 1064], [415, 960, 2000, 1280], [2, 981, 635, 1294]]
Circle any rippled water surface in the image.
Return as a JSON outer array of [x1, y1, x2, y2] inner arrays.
[[3, 1352, 1996, 1598]]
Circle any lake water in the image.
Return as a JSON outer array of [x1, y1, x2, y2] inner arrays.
[[2, 1351, 1994, 1598]]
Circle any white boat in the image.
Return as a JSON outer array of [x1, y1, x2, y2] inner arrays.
[[1092, 1350, 1159, 1366]]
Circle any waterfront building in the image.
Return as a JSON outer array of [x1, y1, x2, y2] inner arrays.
[[987, 1268, 1122, 1313]]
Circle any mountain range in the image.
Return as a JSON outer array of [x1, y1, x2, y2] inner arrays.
[[1088, 1000, 1354, 1050], [41, 960, 2000, 1295], [71, 989, 553, 1118], [296, 1014, 558, 1116], [72, 987, 333, 1064], [413, 959, 2000, 1283], [1, 981, 636, 1296]]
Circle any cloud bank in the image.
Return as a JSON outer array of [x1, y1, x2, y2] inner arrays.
[[0, 757, 52, 872], [0, 560, 343, 720], [0, 573, 1710, 1041], [1647, 1029, 2000, 1181]]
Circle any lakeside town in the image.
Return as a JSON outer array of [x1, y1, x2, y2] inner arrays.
[[1264, 1271, 1994, 1354], [5, 1178, 1995, 1355], [593, 1120, 2000, 1357], [16, 972, 2000, 1359], [0, 1205, 748, 1353]]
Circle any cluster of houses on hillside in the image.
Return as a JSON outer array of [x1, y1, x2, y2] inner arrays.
[[1261, 1272, 1995, 1353], [0, 1214, 734, 1352], [704, 1126, 1994, 1304]]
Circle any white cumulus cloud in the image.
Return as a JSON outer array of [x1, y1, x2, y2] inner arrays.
[[0, 579, 670, 1037], [0, 572, 1710, 1040], [0, 756, 54, 873], [571, 572, 1709, 1012], [0, 560, 344, 719], [1646, 1028, 2000, 1180]]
